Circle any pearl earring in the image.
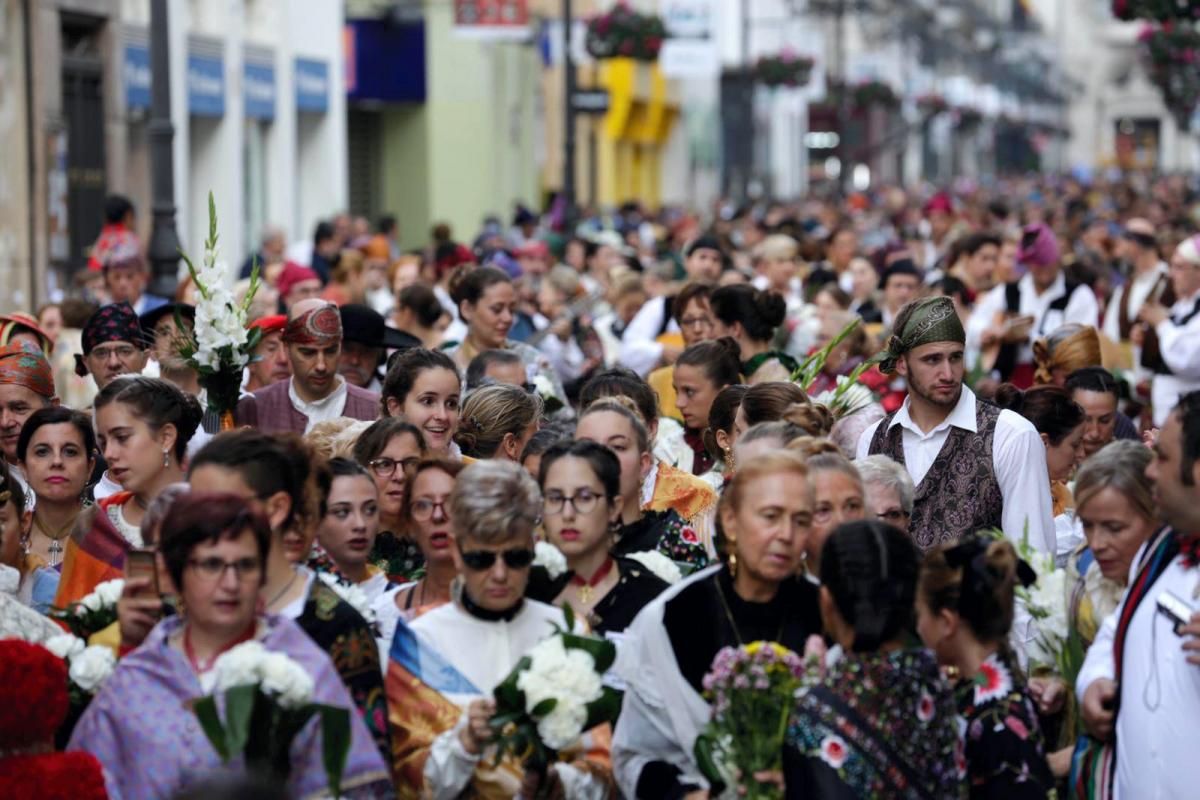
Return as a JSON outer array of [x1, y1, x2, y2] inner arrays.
[[163, 450, 170, 468]]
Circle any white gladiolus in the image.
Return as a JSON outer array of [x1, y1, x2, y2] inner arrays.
[[533, 541, 568, 580], [259, 651, 315, 709], [69, 645, 117, 693], [45, 633, 86, 661], [626, 550, 682, 584]]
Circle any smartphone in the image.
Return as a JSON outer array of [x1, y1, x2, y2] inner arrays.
[[125, 549, 160, 597]]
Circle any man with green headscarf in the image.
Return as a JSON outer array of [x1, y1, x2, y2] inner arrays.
[[855, 296, 1054, 554]]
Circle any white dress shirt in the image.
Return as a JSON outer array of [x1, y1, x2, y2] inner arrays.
[[1102, 261, 1169, 343], [1151, 287, 1200, 426], [619, 295, 677, 377], [287, 375, 349, 433], [1076, 537, 1200, 800], [967, 272, 1100, 365], [855, 385, 1055, 553]]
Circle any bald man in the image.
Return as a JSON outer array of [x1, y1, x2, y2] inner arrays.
[[1104, 218, 1172, 381], [235, 299, 379, 433]]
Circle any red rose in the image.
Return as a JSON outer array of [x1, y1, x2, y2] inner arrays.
[[680, 527, 699, 543], [820, 734, 848, 768]]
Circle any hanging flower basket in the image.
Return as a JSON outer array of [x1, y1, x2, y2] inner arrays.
[[754, 52, 815, 88], [585, 2, 666, 62], [851, 80, 900, 110], [954, 106, 984, 129], [1138, 23, 1200, 130], [916, 93, 949, 115], [1113, 0, 1200, 21]]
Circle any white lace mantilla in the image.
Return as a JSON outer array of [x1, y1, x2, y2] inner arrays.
[[106, 503, 144, 548]]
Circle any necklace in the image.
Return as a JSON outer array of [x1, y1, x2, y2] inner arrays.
[[265, 568, 301, 610], [570, 557, 615, 604], [183, 620, 257, 674], [32, 512, 79, 567], [715, 575, 785, 646]]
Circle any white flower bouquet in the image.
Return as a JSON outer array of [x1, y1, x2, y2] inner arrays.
[[190, 640, 352, 797], [791, 317, 882, 419], [49, 578, 124, 640], [533, 541, 568, 580], [45, 633, 117, 703], [488, 606, 621, 795], [175, 192, 263, 424]]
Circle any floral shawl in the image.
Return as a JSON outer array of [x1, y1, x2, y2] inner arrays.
[[955, 651, 1055, 799], [67, 614, 393, 800], [786, 648, 965, 799]]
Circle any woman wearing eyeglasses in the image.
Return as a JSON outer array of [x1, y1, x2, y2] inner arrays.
[[854, 454, 915, 537], [374, 458, 465, 648], [528, 440, 670, 636], [352, 418, 428, 583], [388, 460, 613, 798], [70, 492, 392, 800], [786, 438, 867, 582]]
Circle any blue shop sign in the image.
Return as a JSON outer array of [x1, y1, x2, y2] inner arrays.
[[244, 61, 276, 120], [188, 53, 225, 117], [295, 58, 329, 113], [124, 44, 151, 110]]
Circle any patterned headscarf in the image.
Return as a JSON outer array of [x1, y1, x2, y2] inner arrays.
[[878, 296, 965, 374], [283, 303, 342, 346], [0, 341, 56, 399], [1032, 324, 1102, 385], [0, 313, 53, 357], [75, 303, 145, 377]]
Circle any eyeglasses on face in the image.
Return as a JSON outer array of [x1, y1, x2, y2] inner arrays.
[[368, 456, 420, 478], [678, 316, 711, 329], [458, 547, 535, 571], [876, 509, 910, 524], [187, 556, 262, 581], [411, 498, 449, 521], [91, 344, 140, 361], [543, 489, 605, 516]]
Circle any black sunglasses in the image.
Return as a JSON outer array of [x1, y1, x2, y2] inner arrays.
[[459, 547, 536, 571]]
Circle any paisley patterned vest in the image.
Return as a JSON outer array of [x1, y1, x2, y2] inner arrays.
[[868, 400, 1004, 551]]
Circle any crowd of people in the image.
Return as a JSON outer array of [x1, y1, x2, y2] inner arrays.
[[0, 175, 1198, 799]]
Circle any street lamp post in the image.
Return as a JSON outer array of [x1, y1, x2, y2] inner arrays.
[[562, 0, 577, 232], [147, 0, 180, 298]]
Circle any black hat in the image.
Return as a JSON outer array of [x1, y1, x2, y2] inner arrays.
[[685, 235, 724, 258], [138, 303, 195, 334], [339, 304, 411, 353], [881, 259, 923, 288]]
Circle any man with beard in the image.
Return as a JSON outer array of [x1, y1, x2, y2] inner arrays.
[[857, 296, 1054, 552], [337, 304, 409, 394], [236, 299, 378, 433]]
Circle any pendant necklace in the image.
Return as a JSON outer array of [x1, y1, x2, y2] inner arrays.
[[570, 557, 615, 604], [33, 512, 78, 567]]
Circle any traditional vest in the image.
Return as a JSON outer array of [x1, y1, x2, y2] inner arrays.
[[868, 400, 1004, 551], [1117, 270, 1175, 372], [1150, 297, 1200, 376], [234, 379, 381, 434]]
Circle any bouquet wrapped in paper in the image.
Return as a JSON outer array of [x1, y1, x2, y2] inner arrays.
[[190, 640, 352, 797], [49, 578, 123, 640], [175, 192, 262, 426], [694, 641, 808, 800], [487, 606, 620, 797]]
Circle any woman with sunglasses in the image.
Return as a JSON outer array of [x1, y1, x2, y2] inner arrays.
[[352, 418, 427, 583], [528, 440, 670, 636], [374, 458, 465, 648], [388, 460, 612, 797], [70, 492, 392, 800]]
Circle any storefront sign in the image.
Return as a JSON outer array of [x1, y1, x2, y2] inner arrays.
[[295, 58, 329, 113], [244, 61, 276, 120], [659, 0, 717, 78], [124, 44, 152, 110], [187, 53, 225, 117], [453, 0, 529, 40]]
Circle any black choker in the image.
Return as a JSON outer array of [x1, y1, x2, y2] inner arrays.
[[461, 589, 523, 622]]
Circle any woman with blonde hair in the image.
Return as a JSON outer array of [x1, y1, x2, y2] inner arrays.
[[1032, 323, 1103, 386], [455, 383, 543, 461], [322, 248, 367, 306], [614, 451, 821, 798], [786, 438, 867, 578]]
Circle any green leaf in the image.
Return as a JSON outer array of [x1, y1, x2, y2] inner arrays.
[[488, 710, 524, 731], [530, 697, 558, 718], [792, 317, 864, 391], [317, 704, 352, 799], [562, 602, 576, 632], [583, 687, 622, 728], [221, 684, 259, 757], [693, 733, 728, 796], [494, 656, 531, 712], [561, 632, 617, 673], [191, 696, 230, 761]]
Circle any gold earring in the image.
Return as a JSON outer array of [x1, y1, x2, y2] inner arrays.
[[728, 548, 738, 577], [723, 446, 735, 473]]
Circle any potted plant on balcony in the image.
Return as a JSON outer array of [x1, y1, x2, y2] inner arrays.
[[916, 93, 949, 115], [851, 80, 900, 110], [1113, 0, 1200, 21], [754, 50, 815, 88], [585, 2, 666, 62], [1138, 23, 1200, 130]]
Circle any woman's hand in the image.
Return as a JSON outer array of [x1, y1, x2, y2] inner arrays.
[[117, 576, 163, 650], [1028, 676, 1066, 716], [458, 698, 497, 755], [1047, 746, 1073, 778]]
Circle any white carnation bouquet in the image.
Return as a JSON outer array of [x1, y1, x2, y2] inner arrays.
[[45, 633, 117, 702], [190, 640, 352, 796], [176, 192, 262, 424], [49, 578, 124, 640], [533, 541, 568, 580], [488, 606, 620, 792]]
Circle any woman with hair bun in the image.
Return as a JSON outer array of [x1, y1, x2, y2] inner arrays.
[[709, 285, 796, 383], [454, 382, 543, 461], [701, 384, 747, 487], [54, 376, 204, 609], [785, 520, 962, 799], [995, 383, 1087, 560], [735, 382, 832, 448], [917, 535, 1055, 798], [661, 337, 742, 479]]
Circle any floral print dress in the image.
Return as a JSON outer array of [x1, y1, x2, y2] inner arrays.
[[785, 648, 966, 799], [956, 650, 1056, 800]]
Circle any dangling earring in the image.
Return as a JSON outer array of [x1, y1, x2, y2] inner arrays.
[[728, 548, 738, 577], [162, 450, 170, 468], [723, 446, 735, 473]]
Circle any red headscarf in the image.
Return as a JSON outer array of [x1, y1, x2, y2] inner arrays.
[[283, 303, 342, 346], [0, 342, 55, 399]]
